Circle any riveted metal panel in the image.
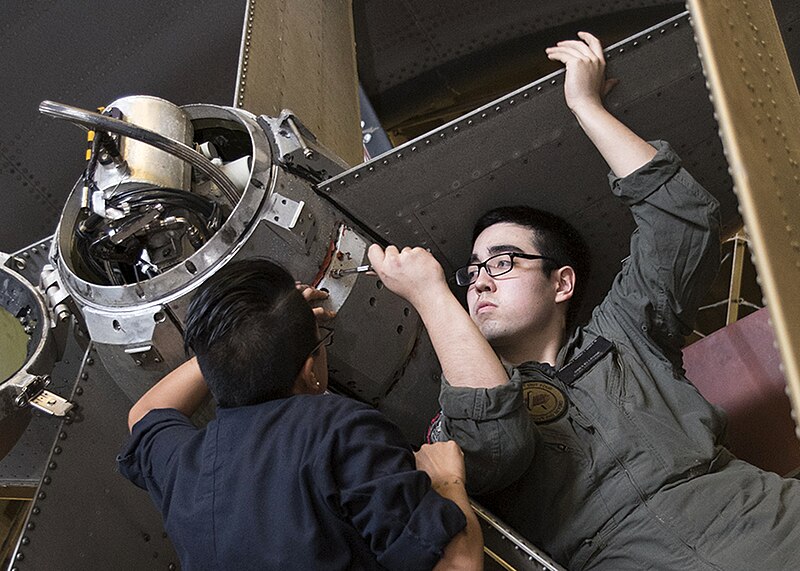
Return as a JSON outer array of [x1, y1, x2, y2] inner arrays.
[[321, 12, 737, 321], [688, 0, 800, 437], [9, 344, 179, 569]]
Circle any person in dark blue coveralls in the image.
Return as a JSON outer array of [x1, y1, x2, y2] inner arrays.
[[367, 32, 800, 571], [117, 259, 483, 571]]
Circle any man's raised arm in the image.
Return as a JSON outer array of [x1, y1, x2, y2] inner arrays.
[[546, 31, 656, 176]]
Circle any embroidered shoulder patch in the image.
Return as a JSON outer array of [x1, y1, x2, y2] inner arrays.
[[522, 381, 568, 424]]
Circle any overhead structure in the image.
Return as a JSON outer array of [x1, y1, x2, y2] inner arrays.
[[688, 0, 800, 437]]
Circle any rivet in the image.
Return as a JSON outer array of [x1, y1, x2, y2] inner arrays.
[[59, 432, 67, 440], [26, 522, 35, 530], [81, 373, 88, 380], [86, 358, 94, 366], [48, 462, 57, 470], [21, 537, 29, 545], [43, 476, 51, 485], [37, 491, 46, 500], [32, 507, 40, 515], [54, 446, 62, 455]]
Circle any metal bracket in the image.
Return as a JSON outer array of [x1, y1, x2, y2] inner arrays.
[[124, 344, 164, 368], [14, 375, 74, 417], [40, 264, 74, 323], [264, 193, 305, 230], [258, 111, 349, 184]]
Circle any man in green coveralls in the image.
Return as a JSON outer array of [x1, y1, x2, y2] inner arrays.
[[368, 32, 800, 570]]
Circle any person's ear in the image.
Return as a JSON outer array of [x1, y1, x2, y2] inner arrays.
[[554, 266, 576, 304], [293, 355, 322, 395]]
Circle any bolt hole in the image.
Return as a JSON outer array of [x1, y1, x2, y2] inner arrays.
[[112, 320, 121, 331], [369, 297, 376, 306], [403, 307, 410, 317], [154, 311, 166, 323], [376, 280, 383, 289], [185, 260, 197, 274], [396, 325, 404, 334]]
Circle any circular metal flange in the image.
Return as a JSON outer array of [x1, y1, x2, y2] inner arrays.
[[53, 104, 274, 315]]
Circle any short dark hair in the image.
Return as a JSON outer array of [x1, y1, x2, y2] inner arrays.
[[472, 206, 591, 328], [183, 259, 317, 407]]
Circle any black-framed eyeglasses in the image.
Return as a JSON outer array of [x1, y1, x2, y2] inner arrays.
[[310, 326, 334, 354], [454, 252, 556, 286]]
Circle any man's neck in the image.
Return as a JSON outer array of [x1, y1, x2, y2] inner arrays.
[[496, 320, 566, 368]]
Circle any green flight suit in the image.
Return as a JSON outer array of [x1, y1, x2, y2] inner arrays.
[[436, 141, 800, 570]]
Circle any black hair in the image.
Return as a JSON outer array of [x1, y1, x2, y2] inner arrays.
[[472, 206, 591, 328], [183, 259, 317, 407]]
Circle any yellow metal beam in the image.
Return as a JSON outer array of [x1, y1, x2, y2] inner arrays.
[[234, 0, 362, 165], [688, 1, 800, 436]]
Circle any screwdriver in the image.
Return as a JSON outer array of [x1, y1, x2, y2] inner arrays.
[[330, 265, 373, 279]]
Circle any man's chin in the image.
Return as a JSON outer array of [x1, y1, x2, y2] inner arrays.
[[478, 321, 511, 346]]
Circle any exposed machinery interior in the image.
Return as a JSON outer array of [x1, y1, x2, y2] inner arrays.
[[1, 1, 799, 569]]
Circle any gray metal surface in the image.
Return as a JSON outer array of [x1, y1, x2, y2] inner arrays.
[[8, 343, 179, 570], [0, 316, 84, 487], [321, 12, 739, 320], [354, 0, 681, 94], [0, 239, 71, 464]]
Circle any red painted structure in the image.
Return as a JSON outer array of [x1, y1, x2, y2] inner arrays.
[[683, 308, 800, 475]]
